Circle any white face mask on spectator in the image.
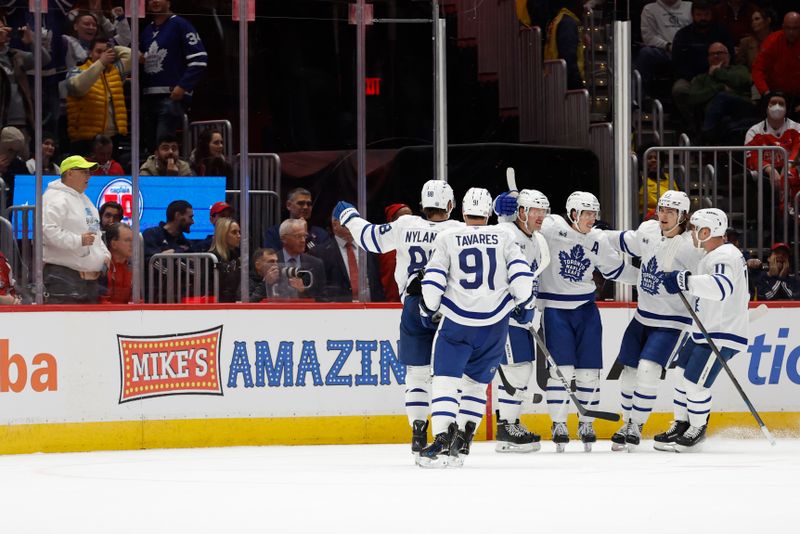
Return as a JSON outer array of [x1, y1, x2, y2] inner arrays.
[[768, 104, 786, 120]]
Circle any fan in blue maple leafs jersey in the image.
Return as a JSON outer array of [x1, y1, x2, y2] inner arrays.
[[537, 191, 639, 451], [604, 190, 704, 451], [139, 1, 207, 149]]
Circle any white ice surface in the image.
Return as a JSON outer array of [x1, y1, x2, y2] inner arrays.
[[0, 438, 795, 533]]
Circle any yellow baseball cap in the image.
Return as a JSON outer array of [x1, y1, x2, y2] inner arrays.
[[60, 155, 99, 173]]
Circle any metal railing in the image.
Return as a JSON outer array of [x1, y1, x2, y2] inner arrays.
[[642, 146, 790, 258], [632, 69, 643, 148], [4, 205, 36, 296], [231, 153, 282, 250], [188, 119, 234, 162], [651, 99, 664, 146], [0, 177, 6, 215], [147, 252, 219, 304], [795, 192, 800, 275]]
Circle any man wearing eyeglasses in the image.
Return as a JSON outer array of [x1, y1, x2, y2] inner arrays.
[[687, 42, 754, 142], [277, 218, 326, 299], [42, 155, 110, 304], [263, 188, 331, 252]]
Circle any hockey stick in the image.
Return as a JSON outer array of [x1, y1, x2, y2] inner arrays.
[[529, 326, 621, 422], [497, 366, 544, 404], [677, 292, 776, 445], [506, 167, 518, 192]]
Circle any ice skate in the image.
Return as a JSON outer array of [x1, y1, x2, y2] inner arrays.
[[496, 419, 541, 453], [610, 421, 628, 452], [448, 421, 477, 468], [625, 423, 643, 452], [578, 421, 596, 452], [418, 423, 456, 468], [674, 424, 707, 453], [411, 420, 428, 465], [653, 420, 690, 452], [552, 422, 569, 453]]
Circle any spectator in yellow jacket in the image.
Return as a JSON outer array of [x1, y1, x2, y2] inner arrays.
[[65, 37, 131, 155]]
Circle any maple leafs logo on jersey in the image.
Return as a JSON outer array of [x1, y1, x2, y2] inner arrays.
[[558, 245, 591, 282], [639, 256, 663, 295], [144, 41, 168, 74]]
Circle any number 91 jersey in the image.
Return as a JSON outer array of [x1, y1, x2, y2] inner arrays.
[[421, 225, 534, 326], [342, 214, 464, 299]]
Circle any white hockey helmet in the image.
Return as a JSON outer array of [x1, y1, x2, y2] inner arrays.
[[566, 191, 600, 224], [657, 190, 690, 216], [462, 187, 493, 218], [690, 208, 727, 238], [517, 189, 551, 212], [421, 179, 455, 211]]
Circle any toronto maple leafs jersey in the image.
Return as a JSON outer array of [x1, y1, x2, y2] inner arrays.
[[140, 15, 207, 99], [538, 215, 639, 309], [685, 243, 749, 351], [421, 225, 533, 327], [342, 214, 464, 300], [499, 221, 549, 328], [608, 220, 704, 330]]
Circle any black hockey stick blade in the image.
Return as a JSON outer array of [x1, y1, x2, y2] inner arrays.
[[528, 326, 620, 422], [580, 407, 621, 422], [496, 366, 543, 404]]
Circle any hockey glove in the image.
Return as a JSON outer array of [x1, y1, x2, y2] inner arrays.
[[405, 269, 425, 297], [662, 270, 691, 294], [493, 191, 519, 217], [333, 201, 359, 224], [511, 305, 534, 324], [419, 299, 442, 329]]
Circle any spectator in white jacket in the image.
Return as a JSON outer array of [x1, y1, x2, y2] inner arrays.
[[637, 0, 693, 93], [42, 155, 110, 304]]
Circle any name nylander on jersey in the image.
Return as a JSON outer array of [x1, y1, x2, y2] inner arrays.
[[342, 212, 464, 299]]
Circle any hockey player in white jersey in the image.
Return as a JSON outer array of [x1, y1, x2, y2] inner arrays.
[[659, 208, 749, 452], [537, 191, 639, 451], [417, 188, 534, 467], [604, 191, 704, 451], [492, 189, 551, 452], [333, 180, 463, 460]]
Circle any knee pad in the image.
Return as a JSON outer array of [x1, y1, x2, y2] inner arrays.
[[682, 375, 707, 396], [406, 364, 431, 387], [500, 362, 533, 389], [620, 365, 637, 391], [460, 374, 486, 398], [432, 374, 461, 392], [636, 360, 662, 388], [549, 364, 574, 381], [575, 368, 600, 384]]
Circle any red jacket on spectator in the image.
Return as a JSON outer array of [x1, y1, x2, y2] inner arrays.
[[0, 252, 15, 299], [91, 159, 125, 176], [100, 260, 132, 304], [752, 31, 800, 97], [745, 119, 800, 213], [712, 1, 757, 43]]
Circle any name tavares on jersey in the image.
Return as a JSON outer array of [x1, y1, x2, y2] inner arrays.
[[455, 233, 499, 247]]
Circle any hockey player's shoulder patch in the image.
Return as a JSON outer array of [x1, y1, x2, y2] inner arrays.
[[558, 243, 591, 282]]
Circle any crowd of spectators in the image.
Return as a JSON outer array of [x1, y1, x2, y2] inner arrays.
[[2, 1, 800, 305]]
